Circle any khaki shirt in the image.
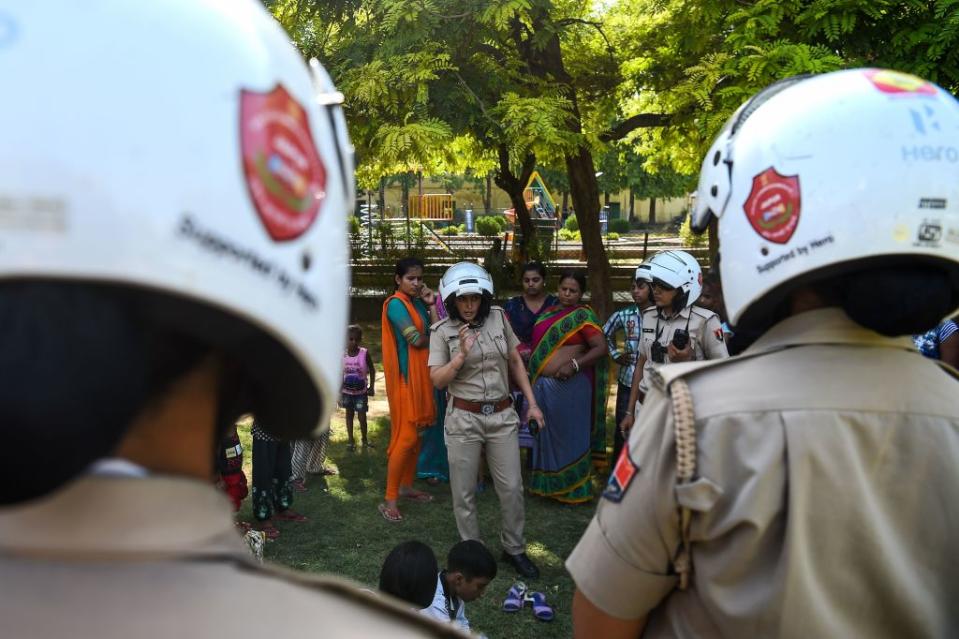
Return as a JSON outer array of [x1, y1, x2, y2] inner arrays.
[[429, 306, 519, 402], [567, 308, 959, 637], [637, 305, 727, 393], [0, 476, 467, 638]]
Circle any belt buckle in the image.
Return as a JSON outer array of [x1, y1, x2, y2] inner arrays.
[[481, 402, 494, 416]]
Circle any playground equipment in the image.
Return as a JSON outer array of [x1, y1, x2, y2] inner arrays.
[[407, 193, 453, 220], [504, 171, 558, 225]]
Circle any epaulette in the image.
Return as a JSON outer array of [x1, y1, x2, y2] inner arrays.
[[688, 305, 717, 320], [430, 316, 451, 331], [648, 342, 782, 392]]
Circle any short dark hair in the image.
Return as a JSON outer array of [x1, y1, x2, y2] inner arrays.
[[521, 261, 547, 280], [447, 540, 497, 581], [378, 541, 438, 608], [394, 256, 424, 281], [557, 268, 587, 292], [444, 291, 493, 325], [347, 324, 363, 339], [0, 282, 212, 504]]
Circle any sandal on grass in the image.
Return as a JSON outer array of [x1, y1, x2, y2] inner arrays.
[[378, 503, 403, 522], [274, 509, 308, 522], [501, 582, 527, 612], [524, 591, 554, 622]]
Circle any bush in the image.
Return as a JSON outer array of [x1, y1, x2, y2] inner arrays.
[[609, 218, 630, 235], [558, 227, 581, 241], [491, 215, 509, 233], [439, 225, 459, 236], [564, 214, 578, 232], [606, 232, 620, 241], [678, 212, 707, 248], [347, 215, 361, 235], [475, 215, 502, 237]]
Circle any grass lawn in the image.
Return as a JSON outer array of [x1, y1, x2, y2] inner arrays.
[[236, 322, 624, 639]]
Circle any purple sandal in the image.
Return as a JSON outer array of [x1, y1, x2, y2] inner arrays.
[[501, 582, 527, 612], [525, 591, 554, 622]]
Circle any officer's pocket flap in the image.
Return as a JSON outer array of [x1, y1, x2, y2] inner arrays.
[[675, 476, 723, 512]]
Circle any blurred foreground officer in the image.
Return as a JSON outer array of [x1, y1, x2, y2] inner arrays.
[[568, 68, 959, 637], [0, 2, 464, 637]]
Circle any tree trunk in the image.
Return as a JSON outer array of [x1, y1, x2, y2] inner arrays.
[[561, 191, 569, 220], [378, 177, 386, 220], [509, 9, 612, 318], [629, 187, 635, 220], [566, 146, 613, 320], [493, 146, 535, 261], [604, 191, 610, 207], [402, 174, 411, 249], [649, 196, 657, 224], [484, 173, 492, 215]]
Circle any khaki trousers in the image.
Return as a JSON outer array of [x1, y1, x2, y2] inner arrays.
[[445, 405, 526, 555]]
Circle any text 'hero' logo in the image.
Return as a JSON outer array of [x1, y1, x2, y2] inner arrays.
[[743, 167, 801, 244], [241, 85, 327, 241]]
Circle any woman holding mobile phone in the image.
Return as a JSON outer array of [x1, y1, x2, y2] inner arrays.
[[429, 262, 544, 579]]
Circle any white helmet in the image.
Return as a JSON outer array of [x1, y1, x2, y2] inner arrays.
[[639, 251, 702, 308], [634, 263, 653, 283], [692, 68, 959, 327], [0, 1, 354, 438], [440, 262, 495, 301]]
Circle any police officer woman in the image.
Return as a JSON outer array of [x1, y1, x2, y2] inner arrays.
[[429, 262, 545, 579], [0, 2, 464, 637], [619, 249, 728, 435], [568, 69, 959, 638]]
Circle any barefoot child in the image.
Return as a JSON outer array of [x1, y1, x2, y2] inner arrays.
[[343, 324, 376, 451]]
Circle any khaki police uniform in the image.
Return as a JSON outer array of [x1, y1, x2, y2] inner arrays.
[[428, 306, 526, 555], [0, 476, 467, 638], [567, 308, 959, 637], [637, 304, 727, 394]]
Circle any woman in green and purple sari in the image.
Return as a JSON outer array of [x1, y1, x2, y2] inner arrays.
[[528, 269, 610, 503]]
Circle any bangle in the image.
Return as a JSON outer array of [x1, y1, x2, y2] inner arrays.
[[571, 358, 580, 372]]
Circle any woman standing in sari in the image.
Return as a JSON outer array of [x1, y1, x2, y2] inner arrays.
[[380, 257, 437, 521], [528, 269, 609, 503]]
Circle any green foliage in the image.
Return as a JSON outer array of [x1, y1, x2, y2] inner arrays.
[[609, 218, 631, 234], [678, 212, 706, 248], [559, 227, 581, 241], [606, 232, 621, 241], [475, 215, 503, 237], [347, 215, 361, 235], [608, 0, 959, 172], [439, 224, 462, 236], [564, 214, 579, 232]]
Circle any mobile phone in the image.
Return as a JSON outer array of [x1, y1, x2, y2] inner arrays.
[[527, 419, 540, 436]]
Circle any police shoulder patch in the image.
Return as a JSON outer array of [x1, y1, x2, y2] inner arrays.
[[602, 447, 639, 503]]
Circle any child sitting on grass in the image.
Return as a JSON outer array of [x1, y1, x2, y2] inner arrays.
[[421, 540, 497, 632], [342, 324, 376, 451]]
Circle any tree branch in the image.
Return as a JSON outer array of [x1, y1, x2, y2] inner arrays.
[[600, 113, 672, 142]]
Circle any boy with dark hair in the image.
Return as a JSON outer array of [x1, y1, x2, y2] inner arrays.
[[421, 540, 497, 631]]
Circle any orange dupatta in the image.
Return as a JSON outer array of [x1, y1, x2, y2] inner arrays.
[[381, 293, 435, 432]]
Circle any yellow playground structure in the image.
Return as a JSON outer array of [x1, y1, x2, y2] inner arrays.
[[505, 171, 558, 225], [407, 193, 453, 220]]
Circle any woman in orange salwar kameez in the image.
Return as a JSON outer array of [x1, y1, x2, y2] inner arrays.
[[379, 257, 437, 521]]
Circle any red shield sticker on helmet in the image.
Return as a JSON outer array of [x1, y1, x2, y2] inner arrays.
[[241, 85, 327, 241], [863, 69, 936, 96], [743, 167, 801, 244]]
